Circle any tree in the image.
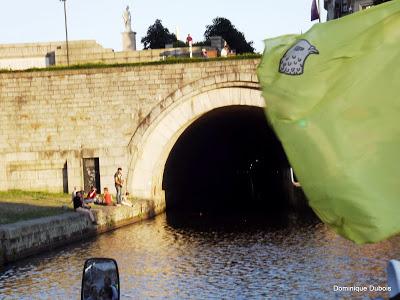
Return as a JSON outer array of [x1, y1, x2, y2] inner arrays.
[[204, 17, 255, 54], [141, 19, 176, 49]]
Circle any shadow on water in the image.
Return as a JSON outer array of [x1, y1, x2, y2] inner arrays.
[[166, 207, 320, 233]]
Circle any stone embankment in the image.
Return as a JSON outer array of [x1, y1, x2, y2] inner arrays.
[[0, 199, 161, 267]]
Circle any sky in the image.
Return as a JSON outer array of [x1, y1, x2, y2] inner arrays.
[[0, 1, 326, 53]]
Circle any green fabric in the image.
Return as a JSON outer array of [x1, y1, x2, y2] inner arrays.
[[257, 1, 400, 244]]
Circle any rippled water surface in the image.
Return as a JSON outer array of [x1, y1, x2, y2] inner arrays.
[[0, 212, 399, 299]]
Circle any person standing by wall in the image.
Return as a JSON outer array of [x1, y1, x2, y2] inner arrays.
[[220, 45, 229, 57], [114, 168, 124, 205], [201, 48, 208, 58]]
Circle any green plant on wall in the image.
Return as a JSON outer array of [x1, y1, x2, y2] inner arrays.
[[173, 40, 186, 48]]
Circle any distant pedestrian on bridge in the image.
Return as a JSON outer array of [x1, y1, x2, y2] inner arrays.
[[186, 34, 193, 46], [186, 34, 193, 58], [114, 168, 124, 205]]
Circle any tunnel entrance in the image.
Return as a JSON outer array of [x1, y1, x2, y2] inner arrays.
[[162, 105, 304, 217]]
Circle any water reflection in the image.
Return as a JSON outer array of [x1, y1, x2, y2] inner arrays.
[[0, 212, 399, 299]]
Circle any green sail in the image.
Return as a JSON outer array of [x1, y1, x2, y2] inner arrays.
[[257, 1, 400, 244]]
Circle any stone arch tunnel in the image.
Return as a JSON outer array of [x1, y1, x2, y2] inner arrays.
[[162, 105, 292, 214]]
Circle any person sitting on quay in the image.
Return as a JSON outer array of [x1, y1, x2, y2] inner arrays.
[[121, 191, 133, 207], [201, 48, 208, 58], [103, 187, 114, 206], [73, 191, 97, 225], [94, 187, 114, 206], [85, 185, 98, 204]]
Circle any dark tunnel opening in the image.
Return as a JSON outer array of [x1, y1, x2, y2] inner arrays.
[[162, 105, 311, 224]]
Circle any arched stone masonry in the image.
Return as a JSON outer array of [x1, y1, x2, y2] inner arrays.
[[127, 77, 264, 211]]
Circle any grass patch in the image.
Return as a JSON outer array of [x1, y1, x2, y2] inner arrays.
[[0, 190, 72, 225], [0, 53, 262, 74]]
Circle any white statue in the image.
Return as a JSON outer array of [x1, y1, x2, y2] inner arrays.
[[123, 5, 132, 32]]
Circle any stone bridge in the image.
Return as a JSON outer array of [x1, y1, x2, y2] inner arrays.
[[0, 58, 267, 211]]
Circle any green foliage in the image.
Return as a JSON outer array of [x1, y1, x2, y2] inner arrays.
[[141, 19, 177, 49], [173, 40, 187, 48], [193, 40, 211, 47], [204, 17, 255, 54]]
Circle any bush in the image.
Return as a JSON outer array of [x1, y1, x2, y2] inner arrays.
[[173, 40, 187, 48], [193, 40, 212, 47]]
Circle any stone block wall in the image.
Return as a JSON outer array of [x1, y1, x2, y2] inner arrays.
[[0, 59, 260, 194], [0, 41, 60, 58], [0, 56, 53, 71]]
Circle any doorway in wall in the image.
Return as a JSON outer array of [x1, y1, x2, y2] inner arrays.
[[82, 158, 101, 192]]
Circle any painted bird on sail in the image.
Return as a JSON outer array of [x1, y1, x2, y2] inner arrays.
[[279, 39, 319, 75]]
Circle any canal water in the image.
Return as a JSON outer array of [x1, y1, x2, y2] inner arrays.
[[0, 211, 399, 299]]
